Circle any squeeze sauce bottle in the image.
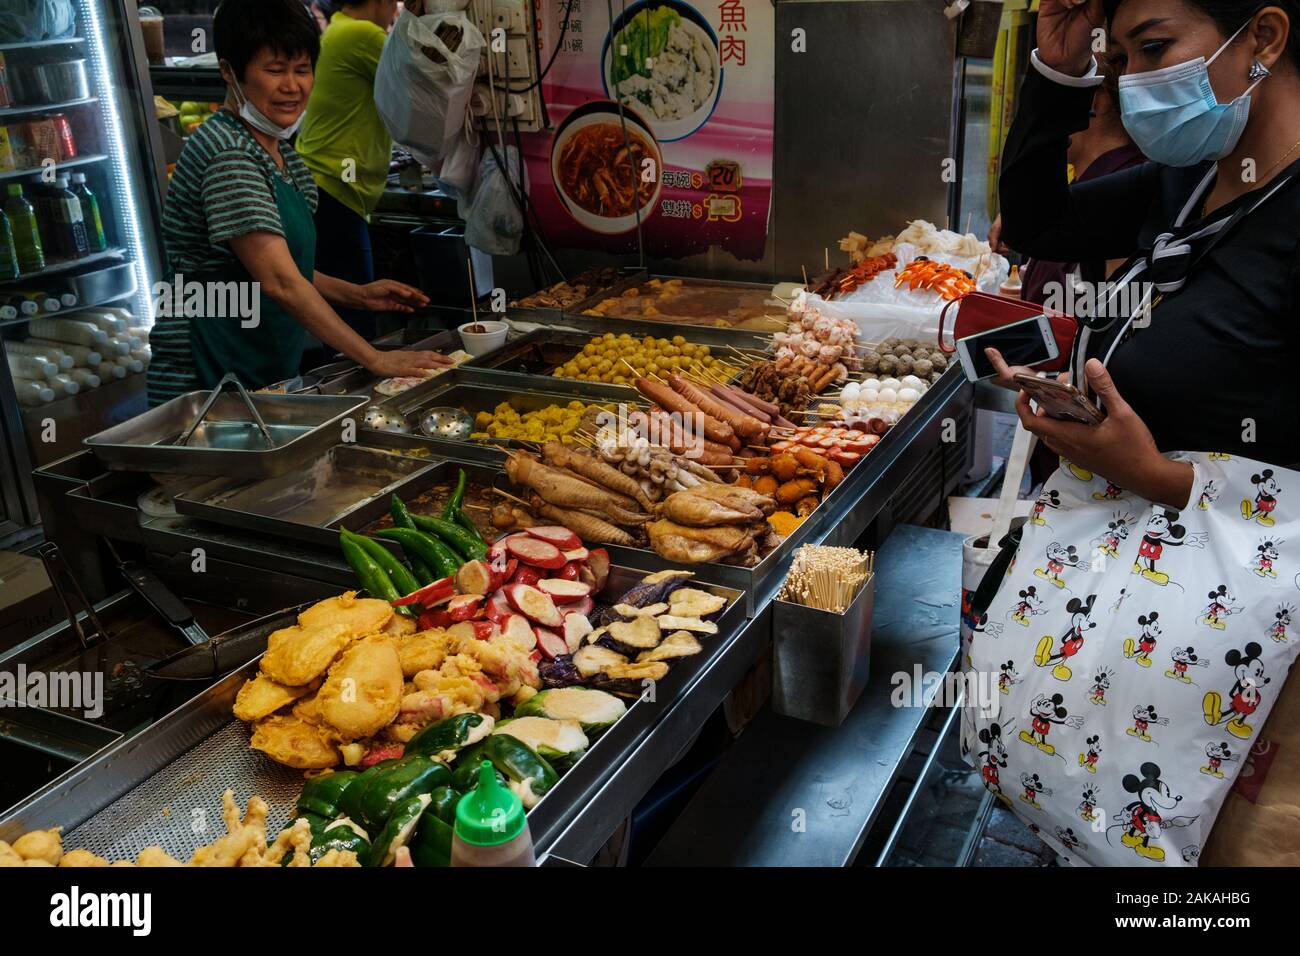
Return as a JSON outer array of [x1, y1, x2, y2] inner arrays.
[[450, 761, 536, 867]]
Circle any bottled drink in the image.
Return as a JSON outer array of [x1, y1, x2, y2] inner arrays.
[[70, 173, 107, 252], [13, 378, 55, 407], [0, 205, 18, 279], [5, 183, 44, 272], [51, 175, 89, 259]]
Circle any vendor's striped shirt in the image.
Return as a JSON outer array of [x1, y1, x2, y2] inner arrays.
[[147, 110, 318, 406]]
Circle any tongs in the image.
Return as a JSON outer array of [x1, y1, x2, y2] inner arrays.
[[176, 372, 275, 448], [103, 540, 210, 647], [38, 542, 112, 651]]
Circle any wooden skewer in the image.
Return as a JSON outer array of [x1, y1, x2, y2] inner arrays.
[[801, 265, 809, 290], [484, 486, 531, 508], [467, 257, 478, 324]]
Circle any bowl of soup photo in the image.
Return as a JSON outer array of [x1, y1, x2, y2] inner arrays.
[[549, 101, 663, 235]]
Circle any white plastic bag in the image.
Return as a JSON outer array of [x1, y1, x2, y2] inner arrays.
[[0, 0, 75, 41], [463, 146, 526, 256], [374, 7, 484, 168]]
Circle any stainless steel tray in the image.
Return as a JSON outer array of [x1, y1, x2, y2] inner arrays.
[[84, 391, 369, 479], [364, 364, 971, 615], [172, 444, 442, 547], [0, 571, 746, 864], [565, 272, 787, 331]]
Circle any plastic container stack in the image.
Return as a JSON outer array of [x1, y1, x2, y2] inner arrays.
[[5, 306, 149, 406]]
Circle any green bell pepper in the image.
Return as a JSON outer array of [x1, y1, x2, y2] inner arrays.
[[404, 713, 489, 761], [368, 793, 432, 867], [351, 754, 452, 835], [408, 799, 456, 867], [481, 734, 558, 807], [295, 770, 359, 820], [306, 819, 372, 866]]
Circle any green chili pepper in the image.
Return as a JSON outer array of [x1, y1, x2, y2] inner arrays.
[[374, 526, 462, 578], [339, 532, 399, 604], [347, 530, 420, 597], [409, 514, 487, 562], [443, 469, 467, 520], [452, 507, 485, 546], [406, 554, 438, 587], [392, 494, 417, 530]]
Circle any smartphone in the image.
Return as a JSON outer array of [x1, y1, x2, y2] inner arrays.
[[1013, 372, 1106, 425], [954, 312, 1060, 382]]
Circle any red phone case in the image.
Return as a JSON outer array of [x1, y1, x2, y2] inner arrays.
[[939, 291, 1076, 372]]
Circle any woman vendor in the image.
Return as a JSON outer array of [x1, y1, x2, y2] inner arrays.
[[988, 0, 1300, 504], [148, 0, 450, 406]]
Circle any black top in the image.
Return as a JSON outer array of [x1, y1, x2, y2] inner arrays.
[[1000, 67, 1300, 469]]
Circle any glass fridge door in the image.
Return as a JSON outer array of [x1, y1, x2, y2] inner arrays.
[[0, 0, 168, 517]]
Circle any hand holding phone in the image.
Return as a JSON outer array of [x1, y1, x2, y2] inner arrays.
[[1013, 372, 1106, 425], [955, 312, 1060, 382]]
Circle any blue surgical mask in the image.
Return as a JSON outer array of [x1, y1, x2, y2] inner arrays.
[[1118, 21, 1265, 167], [227, 73, 304, 140]]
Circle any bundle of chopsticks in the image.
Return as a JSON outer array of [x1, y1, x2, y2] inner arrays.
[[777, 545, 874, 613]]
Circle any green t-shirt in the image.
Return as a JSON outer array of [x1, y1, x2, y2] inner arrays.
[[295, 10, 392, 220]]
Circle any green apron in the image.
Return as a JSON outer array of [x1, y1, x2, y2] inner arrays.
[[190, 175, 317, 390]]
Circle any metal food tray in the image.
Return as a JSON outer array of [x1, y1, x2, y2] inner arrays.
[[267, 329, 463, 397], [364, 364, 970, 615], [0, 572, 747, 864], [84, 391, 369, 480], [565, 273, 788, 331], [172, 444, 443, 548]]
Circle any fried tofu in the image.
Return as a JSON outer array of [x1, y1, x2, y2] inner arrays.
[[298, 591, 394, 636], [260, 620, 353, 686], [233, 673, 314, 722], [250, 714, 341, 769], [317, 636, 404, 740]]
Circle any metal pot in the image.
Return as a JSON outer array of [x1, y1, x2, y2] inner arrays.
[[13, 59, 90, 105]]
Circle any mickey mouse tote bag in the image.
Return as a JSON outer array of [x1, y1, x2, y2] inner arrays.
[[961, 452, 1300, 866]]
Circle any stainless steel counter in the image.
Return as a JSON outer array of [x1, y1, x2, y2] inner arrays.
[[20, 361, 974, 864], [645, 524, 963, 866]]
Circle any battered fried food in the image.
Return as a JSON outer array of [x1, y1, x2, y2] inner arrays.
[[0, 841, 24, 867], [298, 591, 394, 636], [137, 846, 184, 867], [313, 848, 362, 867], [317, 636, 404, 739], [233, 673, 314, 722], [250, 714, 341, 769], [260, 620, 353, 686], [190, 790, 271, 867], [59, 848, 109, 867], [262, 817, 313, 867], [393, 628, 457, 677], [383, 613, 418, 638], [12, 827, 61, 865]]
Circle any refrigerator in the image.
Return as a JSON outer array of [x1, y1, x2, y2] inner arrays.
[[0, 0, 167, 543]]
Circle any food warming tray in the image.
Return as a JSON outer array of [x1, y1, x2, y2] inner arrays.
[[0, 570, 746, 863], [566, 273, 787, 331], [172, 444, 442, 546], [84, 391, 369, 479]]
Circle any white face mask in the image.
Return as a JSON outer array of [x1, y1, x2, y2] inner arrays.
[[227, 72, 304, 140]]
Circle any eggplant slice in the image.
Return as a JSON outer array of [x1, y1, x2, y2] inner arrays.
[[636, 630, 703, 663], [667, 588, 727, 618]]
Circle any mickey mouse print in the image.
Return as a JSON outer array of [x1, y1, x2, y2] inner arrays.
[[962, 453, 1300, 865]]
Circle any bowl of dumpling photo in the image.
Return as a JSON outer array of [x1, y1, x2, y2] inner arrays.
[[601, 0, 722, 142]]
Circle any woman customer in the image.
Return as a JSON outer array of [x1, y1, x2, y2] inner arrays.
[[148, 0, 448, 406], [295, 0, 400, 341], [989, 0, 1300, 504]]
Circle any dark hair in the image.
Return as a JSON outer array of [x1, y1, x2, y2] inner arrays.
[[213, 0, 321, 81], [1105, 0, 1300, 69]]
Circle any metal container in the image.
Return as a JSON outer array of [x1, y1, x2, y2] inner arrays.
[[771, 573, 876, 726], [0, 569, 746, 862], [60, 261, 137, 306], [566, 272, 787, 332], [12, 59, 90, 104], [172, 444, 441, 546], [84, 391, 369, 479]]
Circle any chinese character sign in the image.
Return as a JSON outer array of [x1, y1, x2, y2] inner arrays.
[[519, 0, 774, 259]]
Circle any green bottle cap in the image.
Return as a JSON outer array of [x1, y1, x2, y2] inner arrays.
[[454, 761, 525, 846]]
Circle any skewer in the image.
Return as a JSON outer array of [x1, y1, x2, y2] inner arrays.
[[801, 265, 810, 290], [824, 247, 829, 271], [484, 486, 531, 508], [466, 257, 478, 324]]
